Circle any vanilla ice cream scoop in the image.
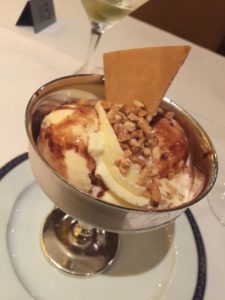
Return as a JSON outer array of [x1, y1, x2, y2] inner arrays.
[[37, 100, 205, 210], [38, 103, 98, 192]]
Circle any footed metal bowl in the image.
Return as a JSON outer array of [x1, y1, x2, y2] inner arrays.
[[25, 75, 218, 233]]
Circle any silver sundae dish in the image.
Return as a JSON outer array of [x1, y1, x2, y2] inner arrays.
[[25, 74, 217, 276]]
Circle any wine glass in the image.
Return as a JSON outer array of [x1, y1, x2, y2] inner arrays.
[[77, 0, 149, 74], [208, 166, 225, 225]]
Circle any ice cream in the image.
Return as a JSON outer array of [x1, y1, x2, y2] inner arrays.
[[37, 99, 205, 210]]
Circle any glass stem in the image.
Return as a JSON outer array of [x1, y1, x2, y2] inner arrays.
[[78, 23, 104, 74]]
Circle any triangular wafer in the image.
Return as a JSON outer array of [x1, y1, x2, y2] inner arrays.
[[103, 46, 190, 116]]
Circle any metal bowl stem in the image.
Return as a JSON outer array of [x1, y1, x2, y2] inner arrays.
[[42, 208, 119, 276]]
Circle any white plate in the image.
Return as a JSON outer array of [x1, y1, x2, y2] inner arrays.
[[0, 154, 206, 300]]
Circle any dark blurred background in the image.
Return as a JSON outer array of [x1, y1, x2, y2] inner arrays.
[[131, 0, 225, 56]]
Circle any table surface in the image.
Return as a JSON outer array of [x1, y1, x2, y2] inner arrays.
[[0, 1, 225, 299]]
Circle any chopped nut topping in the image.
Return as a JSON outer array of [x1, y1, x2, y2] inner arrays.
[[142, 147, 151, 157], [146, 115, 153, 123], [147, 135, 159, 147], [113, 123, 122, 135], [124, 149, 132, 157], [122, 105, 132, 115], [116, 158, 131, 175], [107, 102, 161, 173], [146, 177, 161, 204], [104, 101, 183, 209], [138, 118, 152, 136], [117, 127, 130, 142], [107, 109, 117, 124], [138, 109, 148, 118], [131, 146, 140, 155], [107, 107, 125, 124], [157, 107, 164, 115], [130, 130, 144, 139], [120, 142, 129, 150], [138, 167, 149, 186], [124, 121, 136, 131], [130, 156, 146, 168], [138, 165, 159, 186], [129, 138, 143, 148], [127, 112, 139, 121], [133, 100, 145, 107], [164, 111, 175, 119], [115, 114, 123, 121], [118, 127, 130, 143]]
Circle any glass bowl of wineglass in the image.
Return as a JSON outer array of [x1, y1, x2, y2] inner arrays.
[[78, 0, 149, 74], [25, 74, 217, 276], [208, 164, 225, 226]]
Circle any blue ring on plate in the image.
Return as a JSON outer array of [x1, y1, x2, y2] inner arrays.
[[185, 209, 206, 300], [0, 153, 206, 300], [0, 153, 28, 180]]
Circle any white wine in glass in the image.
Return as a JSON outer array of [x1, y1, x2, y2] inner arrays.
[[78, 0, 149, 74]]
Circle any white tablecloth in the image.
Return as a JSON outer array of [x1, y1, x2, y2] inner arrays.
[[0, 1, 225, 299]]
